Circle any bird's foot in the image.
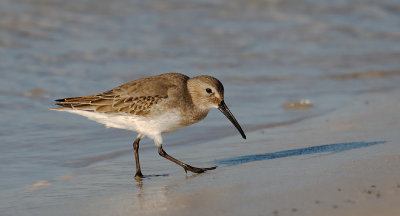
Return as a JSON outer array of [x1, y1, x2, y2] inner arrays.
[[134, 170, 144, 179], [183, 165, 217, 174]]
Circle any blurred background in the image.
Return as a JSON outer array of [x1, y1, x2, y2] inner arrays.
[[1, 0, 400, 214]]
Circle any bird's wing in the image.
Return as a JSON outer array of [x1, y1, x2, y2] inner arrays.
[[53, 76, 174, 116]]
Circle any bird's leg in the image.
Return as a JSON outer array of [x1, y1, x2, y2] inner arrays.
[[133, 137, 143, 178], [158, 146, 217, 174]]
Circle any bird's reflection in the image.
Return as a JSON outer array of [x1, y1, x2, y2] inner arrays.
[[133, 172, 206, 212], [133, 174, 171, 213]]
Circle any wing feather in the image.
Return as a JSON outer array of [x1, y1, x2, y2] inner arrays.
[[53, 73, 189, 116]]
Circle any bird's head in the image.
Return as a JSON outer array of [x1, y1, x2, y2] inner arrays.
[[188, 75, 246, 139]]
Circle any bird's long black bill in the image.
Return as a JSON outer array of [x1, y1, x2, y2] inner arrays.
[[218, 101, 246, 139]]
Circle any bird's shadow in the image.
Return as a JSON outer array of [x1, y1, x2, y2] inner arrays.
[[217, 141, 386, 166]]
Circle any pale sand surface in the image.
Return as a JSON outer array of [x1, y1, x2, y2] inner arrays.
[[60, 87, 400, 216]]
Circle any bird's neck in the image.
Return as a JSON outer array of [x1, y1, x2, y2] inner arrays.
[[183, 107, 209, 126]]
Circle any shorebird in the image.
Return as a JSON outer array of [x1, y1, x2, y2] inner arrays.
[[51, 73, 246, 178]]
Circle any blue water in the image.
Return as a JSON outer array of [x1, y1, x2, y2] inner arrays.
[[1, 0, 400, 215]]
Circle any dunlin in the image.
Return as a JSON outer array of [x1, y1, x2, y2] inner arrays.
[[52, 73, 246, 177]]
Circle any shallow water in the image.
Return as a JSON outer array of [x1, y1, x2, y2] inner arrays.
[[1, 0, 400, 215]]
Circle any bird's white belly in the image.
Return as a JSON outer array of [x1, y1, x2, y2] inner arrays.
[[63, 109, 184, 138]]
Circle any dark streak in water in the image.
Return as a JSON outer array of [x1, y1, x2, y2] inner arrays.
[[64, 149, 133, 168], [325, 70, 400, 80], [223, 75, 297, 83], [217, 141, 386, 166]]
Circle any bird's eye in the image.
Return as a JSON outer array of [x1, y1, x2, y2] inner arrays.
[[206, 88, 212, 94]]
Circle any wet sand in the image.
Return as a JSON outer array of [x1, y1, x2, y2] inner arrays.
[[30, 87, 400, 216]]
